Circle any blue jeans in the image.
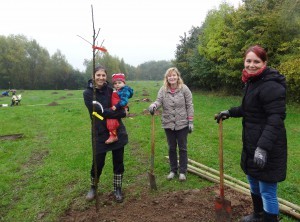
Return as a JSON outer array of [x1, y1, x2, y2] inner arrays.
[[247, 175, 279, 214]]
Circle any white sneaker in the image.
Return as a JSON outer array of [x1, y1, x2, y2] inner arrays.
[[179, 173, 186, 181], [167, 172, 175, 180]]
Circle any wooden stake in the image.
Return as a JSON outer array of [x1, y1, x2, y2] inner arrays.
[[187, 165, 300, 220], [187, 158, 300, 212], [165, 156, 300, 219]]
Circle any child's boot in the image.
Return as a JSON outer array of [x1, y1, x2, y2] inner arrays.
[[105, 131, 118, 144]]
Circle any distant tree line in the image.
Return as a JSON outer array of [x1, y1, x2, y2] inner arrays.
[[83, 54, 172, 83], [1, 0, 299, 102], [0, 34, 171, 90], [0, 35, 84, 90], [174, 0, 300, 102]]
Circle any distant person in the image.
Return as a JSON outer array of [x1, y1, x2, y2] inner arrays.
[[83, 66, 128, 203], [11, 92, 17, 106], [148, 67, 194, 182], [10, 93, 21, 106], [105, 73, 133, 144], [215, 45, 287, 222], [1, 91, 9, 96], [11, 92, 18, 106]]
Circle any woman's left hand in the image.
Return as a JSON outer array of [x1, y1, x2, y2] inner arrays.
[[254, 147, 267, 168], [188, 121, 194, 133]]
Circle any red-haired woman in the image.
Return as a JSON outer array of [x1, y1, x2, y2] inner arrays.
[[216, 45, 287, 222]]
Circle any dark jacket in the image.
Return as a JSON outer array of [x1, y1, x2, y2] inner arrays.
[[83, 79, 128, 154], [229, 68, 287, 182]]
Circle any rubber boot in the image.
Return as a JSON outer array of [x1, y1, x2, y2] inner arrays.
[[86, 177, 97, 201], [240, 193, 263, 222], [263, 211, 280, 222], [113, 174, 123, 203], [105, 131, 118, 144]]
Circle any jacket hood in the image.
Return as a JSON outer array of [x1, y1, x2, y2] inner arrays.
[[262, 68, 286, 89], [87, 79, 93, 89], [122, 85, 134, 99]]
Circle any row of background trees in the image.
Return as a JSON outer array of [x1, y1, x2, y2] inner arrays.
[[0, 34, 172, 90], [0, 0, 299, 101], [174, 0, 300, 101]]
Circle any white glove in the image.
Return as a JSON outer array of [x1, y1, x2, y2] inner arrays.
[[253, 147, 267, 169], [188, 121, 194, 133], [148, 104, 156, 115]]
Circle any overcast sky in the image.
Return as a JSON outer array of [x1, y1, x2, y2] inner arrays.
[[1, 0, 242, 71]]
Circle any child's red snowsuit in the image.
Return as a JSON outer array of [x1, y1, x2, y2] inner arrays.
[[105, 90, 120, 144]]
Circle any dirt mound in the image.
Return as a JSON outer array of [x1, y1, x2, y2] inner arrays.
[[48, 102, 59, 106], [61, 186, 252, 222], [0, 133, 23, 140]]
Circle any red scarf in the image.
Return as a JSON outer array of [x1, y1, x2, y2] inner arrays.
[[242, 65, 266, 83]]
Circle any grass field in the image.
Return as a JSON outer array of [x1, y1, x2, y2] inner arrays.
[[0, 81, 299, 222]]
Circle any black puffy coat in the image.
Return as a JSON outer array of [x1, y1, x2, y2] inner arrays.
[[229, 68, 287, 182], [83, 80, 128, 154]]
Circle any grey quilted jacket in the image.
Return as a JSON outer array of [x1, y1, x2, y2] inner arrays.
[[153, 84, 194, 130]]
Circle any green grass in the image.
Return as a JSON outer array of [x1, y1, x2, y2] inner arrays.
[[0, 83, 299, 222]]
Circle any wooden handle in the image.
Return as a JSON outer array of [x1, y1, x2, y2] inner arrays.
[[219, 118, 224, 198], [150, 115, 155, 173]]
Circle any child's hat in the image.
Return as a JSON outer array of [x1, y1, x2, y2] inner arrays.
[[112, 73, 126, 83]]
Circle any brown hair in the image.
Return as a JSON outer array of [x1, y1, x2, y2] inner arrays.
[[94, 65, 107, 75]]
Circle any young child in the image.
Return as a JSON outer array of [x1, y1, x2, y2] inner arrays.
[[10, 92, 21, 106], [105, 73, 134, 144]]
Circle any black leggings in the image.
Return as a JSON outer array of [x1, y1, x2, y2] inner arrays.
[[90, 147, 124, 178]]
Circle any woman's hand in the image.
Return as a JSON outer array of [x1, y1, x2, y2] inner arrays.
[[148, 104, 156, 115], [215, 110, 230, 123], [188, 121, 194, 133], [254, 147, 267, 169]]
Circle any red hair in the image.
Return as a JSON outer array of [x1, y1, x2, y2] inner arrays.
[[244, 45, 268, 62]]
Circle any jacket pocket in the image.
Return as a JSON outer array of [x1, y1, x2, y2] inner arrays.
[[244, 123, 262, 147]]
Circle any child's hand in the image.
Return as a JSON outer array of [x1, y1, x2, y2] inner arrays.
[[112, 106, 116, 111]]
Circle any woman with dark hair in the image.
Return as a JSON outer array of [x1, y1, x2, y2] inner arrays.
[[83, 66, 128, 203], [215, 45, 287, 222]]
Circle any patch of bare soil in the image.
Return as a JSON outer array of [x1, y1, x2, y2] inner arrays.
[[0, 133, 23, 140], [127, 113, 137, 117], [142, 90, 150, 96], [61, 186, 252, 222], [134, 98, 152, 102], [48, 102, 59, 106]]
